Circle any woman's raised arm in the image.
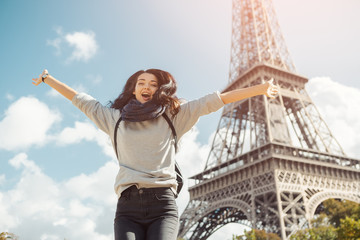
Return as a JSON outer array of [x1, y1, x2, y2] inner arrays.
[[32, 69, 78, 101], [220, 79, 278, 104]]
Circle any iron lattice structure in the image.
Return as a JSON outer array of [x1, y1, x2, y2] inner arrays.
[[178, 0, 360, 239], [228, 0, 295, 83]]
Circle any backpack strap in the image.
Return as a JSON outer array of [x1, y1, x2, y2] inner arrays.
[[162, 113, 178, 152], [162, 113, 184, 196], [113, 116, 122, 160]]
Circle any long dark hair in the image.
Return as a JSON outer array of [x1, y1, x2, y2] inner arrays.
[[110, 69, 181, 116]]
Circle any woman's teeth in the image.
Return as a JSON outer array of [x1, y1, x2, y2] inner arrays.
[[142, 93, 151, 101]]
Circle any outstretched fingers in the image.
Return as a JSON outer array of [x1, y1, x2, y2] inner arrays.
[[32, 69, 48, 86], [266, 78, 279, 99], [32, 78, 40, 86]]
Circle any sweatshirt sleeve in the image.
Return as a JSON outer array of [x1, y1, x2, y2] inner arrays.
[[72, 93, 120, 135], [173, 91, 225, 138]]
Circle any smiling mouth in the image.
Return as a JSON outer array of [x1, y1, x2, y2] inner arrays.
[[141, 92, 151, 101]]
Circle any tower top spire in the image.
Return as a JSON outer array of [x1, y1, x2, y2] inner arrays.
[[228, 0, 296, 83]]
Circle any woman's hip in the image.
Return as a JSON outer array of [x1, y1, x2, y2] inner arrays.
[[115, 185, 178, 221]]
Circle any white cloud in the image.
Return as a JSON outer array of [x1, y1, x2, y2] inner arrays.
[[8, 153, 60, 217], [64, 161, 118, 206], [56, 121, 115, 159], [307, 77, 360, 157], [57, 121, 98, 144], [9, 152, 42, 174], [1, 153, 61, 231], [0, 96, 61, 151], [47, 27, 98, 63], [65, 31, 98, 62], [1, 153, 116, 239], [0, 191, 19, 231]]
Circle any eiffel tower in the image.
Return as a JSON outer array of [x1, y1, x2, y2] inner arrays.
[[178, 0, 360, 239]]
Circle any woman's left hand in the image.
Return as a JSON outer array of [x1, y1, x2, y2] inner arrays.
[[264, 78, 279, 99]]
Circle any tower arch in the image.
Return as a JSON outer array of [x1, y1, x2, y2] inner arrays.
[[180, 199, 252, 240], [307, 191, 360, 220]]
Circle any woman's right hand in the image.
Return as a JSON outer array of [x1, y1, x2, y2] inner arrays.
[[32, 69, 48, 86]]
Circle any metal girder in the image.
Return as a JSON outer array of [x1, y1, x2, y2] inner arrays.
[[179, 147, 360, 239], [204, 65, 347, 171]]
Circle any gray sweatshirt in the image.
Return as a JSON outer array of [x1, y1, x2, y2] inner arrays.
[[72, 92, 224, 197]]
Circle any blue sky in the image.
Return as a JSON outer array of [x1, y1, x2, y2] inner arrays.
[[1, 0, 360, 239]]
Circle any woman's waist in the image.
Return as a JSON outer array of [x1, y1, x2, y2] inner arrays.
[[123, 185, 171, 195], [115, 179, 177, 198], [121, 185, 177, 200]]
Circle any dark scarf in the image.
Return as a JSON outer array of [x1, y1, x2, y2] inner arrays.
[[121, 99, 165, 122]]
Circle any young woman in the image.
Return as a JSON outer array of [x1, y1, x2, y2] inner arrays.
[[32, 69, 278, 240]]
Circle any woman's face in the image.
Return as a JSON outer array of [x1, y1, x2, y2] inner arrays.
[[133, 73, 159, 103]]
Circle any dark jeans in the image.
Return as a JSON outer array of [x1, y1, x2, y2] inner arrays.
[[114, 185, 179, 240]]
